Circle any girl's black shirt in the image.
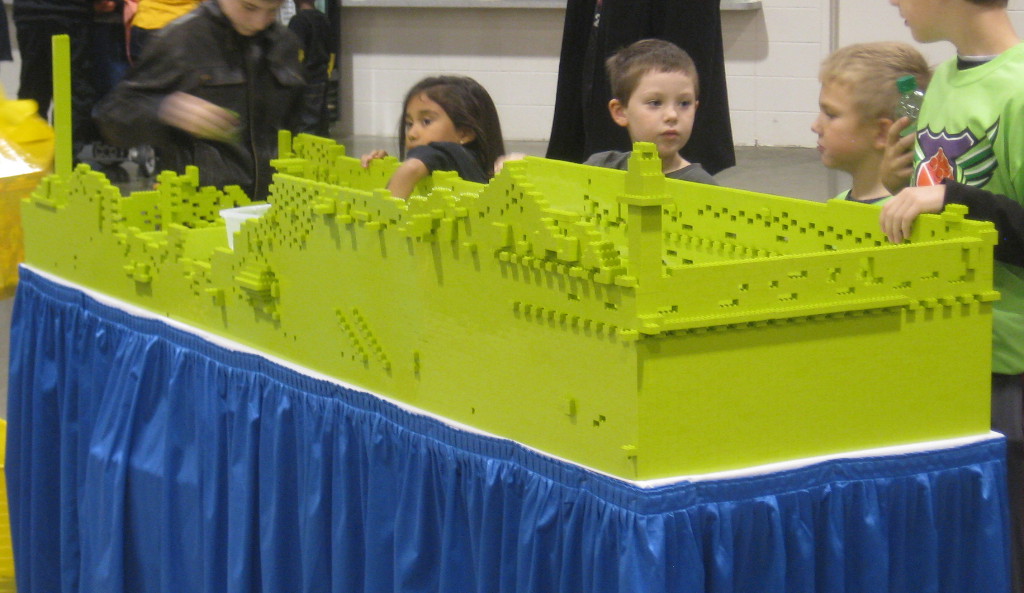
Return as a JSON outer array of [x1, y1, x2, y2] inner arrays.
[[406, 142, 489, 184]]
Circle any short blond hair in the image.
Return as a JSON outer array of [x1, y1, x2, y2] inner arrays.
[[819, 42, 932, 121]]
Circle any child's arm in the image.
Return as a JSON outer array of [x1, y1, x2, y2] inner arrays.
[[386, 158, 429, 199], [943, 181, 1024, 266], [880, 117, 918, 194], [158, 91, 240, 142], [880, 180, 1024, 266], [360, 149, 389, 168], [494, 152, 527, 174], [879, 184, 945, 243]]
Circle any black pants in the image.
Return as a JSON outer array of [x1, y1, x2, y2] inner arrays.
[[14, 15, 98, 147], [297, 80, 330, 137], [993, 372, 1024, 593]]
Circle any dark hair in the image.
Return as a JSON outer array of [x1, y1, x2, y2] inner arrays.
[[605, 39, 699, 103], [964, 0, 1007, 6], [397, 75, 506, 178]]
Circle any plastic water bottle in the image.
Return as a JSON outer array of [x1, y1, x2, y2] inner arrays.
[[894, 75, 924, 136]]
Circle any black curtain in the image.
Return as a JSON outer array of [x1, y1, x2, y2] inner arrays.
[[546, 0, 735, 175], [0, 0, 11, 62]]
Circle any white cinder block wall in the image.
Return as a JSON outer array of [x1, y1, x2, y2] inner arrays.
[[4, 1, 1024, 148], [340, 0, 1024, 148], [341, 7, 564, 143]]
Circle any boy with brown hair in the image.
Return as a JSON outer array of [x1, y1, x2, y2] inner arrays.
[[94, 0, 305, 202], [584, 39, 717, 184], [880, 0, 1024, 587], [812, 42, 930, 203]]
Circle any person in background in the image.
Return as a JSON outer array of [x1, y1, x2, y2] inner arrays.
[[91, 0, 130, 100], [94, 0, 305, 202], [359, 75, 505, 199], [584, 39, 716, 184], [288, 0, 333, 136], [879, 0, 1024, 588], [11, 0, 99, 154], [126, 0, 200, 64], [881, 180, 1024, 266], [812, 42, 931, 204], [547, 0, 734, 176]]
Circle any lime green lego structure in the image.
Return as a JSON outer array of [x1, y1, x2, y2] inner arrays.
[[22, 36, 998, 479], [21, 132, 999, 479]]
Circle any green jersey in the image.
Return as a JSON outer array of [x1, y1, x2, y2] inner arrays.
[[914, 43, 1024, 375]]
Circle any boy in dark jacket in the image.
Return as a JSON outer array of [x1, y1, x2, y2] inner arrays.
[[94, 0, 305, 201]]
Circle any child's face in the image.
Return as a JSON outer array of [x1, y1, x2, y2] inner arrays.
[[403, 93, 474, 151], [220, 0, 284, 36], [888, 0, 947, 43], [811, 82, 887, 174], [609, 70, 697, 167]]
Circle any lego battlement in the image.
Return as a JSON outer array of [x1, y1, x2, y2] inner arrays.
[[20, 133, 997, 479], [275, 135, 997, 335]]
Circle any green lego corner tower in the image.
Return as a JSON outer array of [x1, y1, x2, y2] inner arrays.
[[21, 36, 999, 480]]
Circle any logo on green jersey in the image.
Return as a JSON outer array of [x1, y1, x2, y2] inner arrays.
[[914, 120, 999, 188]]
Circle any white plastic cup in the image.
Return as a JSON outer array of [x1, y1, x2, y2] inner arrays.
[[219, 203, 271, 249]]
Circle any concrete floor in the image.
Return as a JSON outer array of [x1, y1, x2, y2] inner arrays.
[[0, 142, 847, 417]]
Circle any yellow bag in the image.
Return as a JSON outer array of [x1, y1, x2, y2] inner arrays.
[[0, 85, 54, 299]]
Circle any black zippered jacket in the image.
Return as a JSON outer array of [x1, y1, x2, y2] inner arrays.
[[94, 0, 304, 201]]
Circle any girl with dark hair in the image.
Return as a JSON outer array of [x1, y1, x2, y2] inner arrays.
[[360, 75, 505, 199]]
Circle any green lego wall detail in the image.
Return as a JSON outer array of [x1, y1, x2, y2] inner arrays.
[[21, 132, 999, 479]]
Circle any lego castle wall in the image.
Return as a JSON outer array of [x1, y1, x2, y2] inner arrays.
[[17, 134, 998, 478]]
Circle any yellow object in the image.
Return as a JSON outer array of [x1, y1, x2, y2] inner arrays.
[[19, 134, 1000, 479], [0, 85, 53, 299], [132, 0, 200, 31], [0, 419, 15, 592]]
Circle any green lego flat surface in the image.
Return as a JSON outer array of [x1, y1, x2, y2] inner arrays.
[[21, 135, 999, 479]]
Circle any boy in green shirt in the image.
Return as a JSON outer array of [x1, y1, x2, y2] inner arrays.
[[881, 1, 1024, 587]]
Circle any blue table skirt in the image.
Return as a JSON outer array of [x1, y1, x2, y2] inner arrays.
[[5, 267, 1013, 593]]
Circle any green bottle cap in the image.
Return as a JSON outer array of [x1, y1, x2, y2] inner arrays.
[[896, 75, 918, 94]]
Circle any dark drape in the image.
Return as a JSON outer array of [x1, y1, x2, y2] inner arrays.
[[0, 0, 11, 61], [547, 0, 735, 175]]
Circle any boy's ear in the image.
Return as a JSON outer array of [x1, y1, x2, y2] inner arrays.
[[608, 99, 630, 128], [873, 117, 894, 149]]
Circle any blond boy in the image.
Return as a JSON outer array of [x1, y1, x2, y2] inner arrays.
[[812, 42, 930, 203]]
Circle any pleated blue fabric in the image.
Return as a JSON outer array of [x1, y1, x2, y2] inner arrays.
[[5, 267, 1013, 593]]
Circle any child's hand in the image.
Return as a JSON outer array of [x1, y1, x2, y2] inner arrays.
[[493, 152, 527, 175], [879, 184, 946, 244], [158, 92, 240, 142], [360, 149, 389, 168], [880, 117, 917, 195]]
